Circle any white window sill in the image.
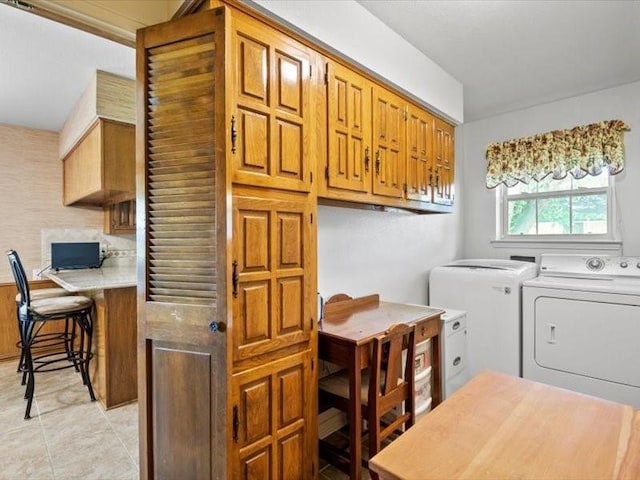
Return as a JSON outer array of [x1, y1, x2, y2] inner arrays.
[[490, 239, 622, 251]]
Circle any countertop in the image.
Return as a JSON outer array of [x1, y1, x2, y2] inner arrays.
[[47, 266, 136, 292]]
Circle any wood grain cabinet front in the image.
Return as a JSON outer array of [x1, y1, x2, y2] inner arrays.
[[62, 118, 135, 206], [321, 60, 454, 212], [104, 199, 135, 235], [433, 117, 455, 206], [232, 192, 313, 366], [230, 15, 314, 192], [229, 350, 314, 479], [406, 105, 435, 204], [325, 60, 372, 195], [372, 86, 406, 199], [137, 8, 317, 480]]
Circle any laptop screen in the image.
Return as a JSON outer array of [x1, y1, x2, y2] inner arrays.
[[51, 242, 100, 271]]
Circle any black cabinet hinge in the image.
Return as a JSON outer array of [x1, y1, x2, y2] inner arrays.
[[232, 405, 239, 443]]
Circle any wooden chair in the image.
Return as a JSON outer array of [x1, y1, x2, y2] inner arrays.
[[319, 322, 417, 477]]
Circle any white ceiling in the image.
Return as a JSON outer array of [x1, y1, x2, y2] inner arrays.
[[1, 1, 639, 131], [0, 3, 134, 132], [357, 0, 640, 122]]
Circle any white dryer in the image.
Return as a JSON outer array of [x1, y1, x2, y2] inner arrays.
[[523, 254, 640, 407]]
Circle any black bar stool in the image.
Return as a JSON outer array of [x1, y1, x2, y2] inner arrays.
[[7, 250, 96, 419]]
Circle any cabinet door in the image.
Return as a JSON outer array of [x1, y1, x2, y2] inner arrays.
[[232, 193, 312, 363], [433, 118, 455, 205], [230, 351, 314, 479], [326, 60, 371, 193], [406, 106, 434, 203], [372, 87, 406, 198], [104, 200, 136, 235], [231, 15, 313, 192], [138, 10, 228, 480]]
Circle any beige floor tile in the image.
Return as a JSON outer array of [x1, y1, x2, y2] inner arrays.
[[46, 423, 137, 480], [0, 420, 54, 480]]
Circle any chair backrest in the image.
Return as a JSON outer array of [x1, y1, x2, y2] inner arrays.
[[367, 322, 416, 454], [7, 250, 30, 313]]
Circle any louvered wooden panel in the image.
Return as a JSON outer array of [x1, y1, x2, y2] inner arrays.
[[146, 34, 217, 306]]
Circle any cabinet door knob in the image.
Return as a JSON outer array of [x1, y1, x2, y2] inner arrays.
[[208, 321, 225, 333]]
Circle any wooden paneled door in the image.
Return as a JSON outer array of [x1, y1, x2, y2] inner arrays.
[[232, 191, 313, 364], [137, 9, 229, 480], [406, 106, 434, 204], [229, 350, 313, 479], [325, 60, 372, 193], [433, 117, 455, 205], [230, 13, 313, 192], [372, 86, 406, 199]]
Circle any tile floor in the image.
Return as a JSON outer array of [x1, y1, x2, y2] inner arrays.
[[0, 360, 138, 480], [0, 358, 371, 480]]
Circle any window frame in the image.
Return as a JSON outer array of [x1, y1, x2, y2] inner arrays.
[[497, 174, 617, 242]]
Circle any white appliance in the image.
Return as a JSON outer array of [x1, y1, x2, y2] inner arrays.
[[523, 254, 640, 408], [430, 259, 539, 378], [439, 309, 467, 399]]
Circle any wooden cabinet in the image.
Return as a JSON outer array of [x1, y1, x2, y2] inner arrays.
[[406, 105, 435, 204], [63, 118, 135, 206], [91, 287, 137, 409], [230, 350, 313, 479], [232, 191, 313, 364], [230, 16, 313, 192], [322, 60, 454, 212], [433, 117, 455, 205], [325, 60, 371, 195], [137, 8, 317, 480], [372, 86, 406, 199], [104, 199, 135, 235]]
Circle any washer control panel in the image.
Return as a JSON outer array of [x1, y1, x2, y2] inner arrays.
[[540, 254, 640, 278]]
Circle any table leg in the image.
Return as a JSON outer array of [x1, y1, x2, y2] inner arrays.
[[432, 332, 442, 407], [348, 348, 362, 479]]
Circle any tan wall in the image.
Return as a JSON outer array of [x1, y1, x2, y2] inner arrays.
[[0, 124, 103, 283]]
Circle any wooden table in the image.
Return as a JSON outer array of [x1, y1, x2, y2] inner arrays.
[[369, 370, 640, 480], [318, 294, 443, 480]]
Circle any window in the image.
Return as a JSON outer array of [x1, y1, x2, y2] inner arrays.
[[499, 172, 614, 239]]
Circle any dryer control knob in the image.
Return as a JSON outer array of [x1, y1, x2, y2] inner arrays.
[[637, 263, 640, 269], [586, 257, 604, 271], [620, 261, 629, 268]]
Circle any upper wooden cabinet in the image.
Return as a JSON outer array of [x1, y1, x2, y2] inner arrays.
[[433, 117, 455, 206], [325, 60, 372, 194], [406, 105, 435, 204], [321, 60, 454, 212], [230, 15, 314, 192], [372, 86, 406, 199], [63, 118, 135, 206]]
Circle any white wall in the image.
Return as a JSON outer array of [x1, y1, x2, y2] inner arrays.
[[460, 81, 640, 260], [249, 0, 463, 124], [318, 205, 462, 304]]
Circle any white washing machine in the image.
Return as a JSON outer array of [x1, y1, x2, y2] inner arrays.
[[430, 259, 539, 378], [523, 254, 640, 408]]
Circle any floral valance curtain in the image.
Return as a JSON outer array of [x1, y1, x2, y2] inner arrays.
[[485, 120, 630, 189]]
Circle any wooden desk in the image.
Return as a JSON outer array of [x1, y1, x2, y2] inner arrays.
[[369, 370, 640, 480], [318, 295, 443, 479]]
